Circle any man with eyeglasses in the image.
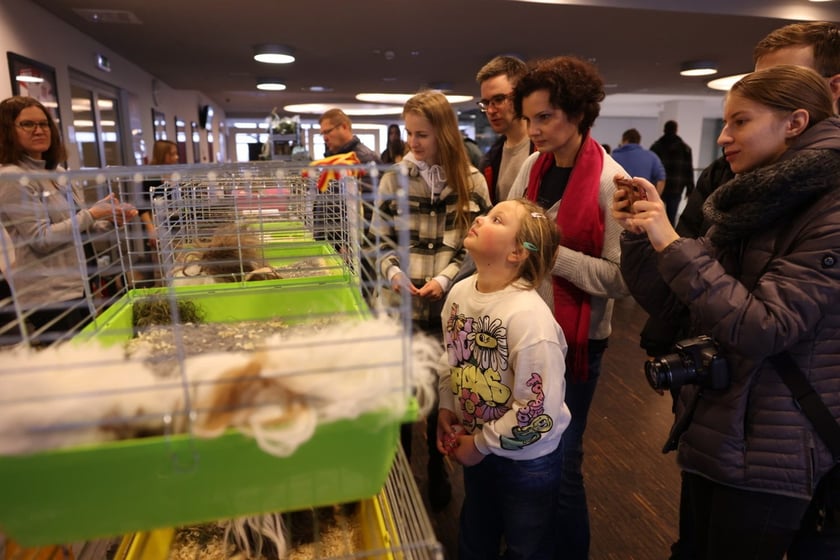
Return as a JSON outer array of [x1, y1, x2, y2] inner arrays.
[[318, 108, 380, 163], [475, 56, 533, 205]]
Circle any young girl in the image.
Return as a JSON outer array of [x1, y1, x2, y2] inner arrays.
[[370, 89, 491, 510], [436, 197, 571, 560]]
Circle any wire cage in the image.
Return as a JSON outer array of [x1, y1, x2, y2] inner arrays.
[[0, 161, 440, 551]]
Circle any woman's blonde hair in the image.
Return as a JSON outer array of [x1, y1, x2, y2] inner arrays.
[[511, 198, 560, 288], [150, 139, 177, 165], [403, 90, 475, 231]]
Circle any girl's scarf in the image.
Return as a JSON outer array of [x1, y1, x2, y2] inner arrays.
[[526, 134, 604, 381]]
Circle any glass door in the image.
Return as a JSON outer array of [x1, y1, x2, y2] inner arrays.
[[69, 73, 125, 168], [174, 117, 188, 163]]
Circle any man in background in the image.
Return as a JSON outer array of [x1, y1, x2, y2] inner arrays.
[[650, 120, 694, 225], [315, 109, 380, 302], [611, 128, 666, 193], [319, 108, 380, 163], [476, 56, 532, 204]]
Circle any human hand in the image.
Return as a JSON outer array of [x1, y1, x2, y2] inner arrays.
[[623, 180, 679, 252], [390, 272, 419, 294], [111, 202, 138, 226], [90, 194, 137, 224], [450, 434, 485, 466], [436, 408, 462, 455], [611, 174, 646, 234], [417, 279, 443, 301]]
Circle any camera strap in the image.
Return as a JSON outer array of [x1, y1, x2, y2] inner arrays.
[[770, 352, 840, 462], [661, 388, 702, 454]]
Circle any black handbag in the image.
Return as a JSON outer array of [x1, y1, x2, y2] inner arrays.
[[770, 353, 840, 537]]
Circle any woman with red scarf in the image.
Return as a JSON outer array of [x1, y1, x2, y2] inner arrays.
[[507, 56, 630, 559]]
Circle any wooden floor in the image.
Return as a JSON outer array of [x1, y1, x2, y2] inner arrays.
[[407, 296, 682, 559]]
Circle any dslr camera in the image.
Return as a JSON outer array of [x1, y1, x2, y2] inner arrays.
[[645, 335, 729, 392]]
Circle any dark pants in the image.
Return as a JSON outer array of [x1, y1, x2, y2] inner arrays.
[[678, 471, 810, 560], [24, 297, 91, 346], [554, 338, 608, 560], [662, 191, 683, 226], [460, 444, 564, 560]]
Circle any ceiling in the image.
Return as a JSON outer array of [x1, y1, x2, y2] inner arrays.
[[29, 0, 840, 119]]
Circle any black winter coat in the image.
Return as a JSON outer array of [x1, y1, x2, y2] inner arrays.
[[621, 138, 840, 500]]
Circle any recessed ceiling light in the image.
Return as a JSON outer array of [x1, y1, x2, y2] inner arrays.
[[707, 73, 749, 91], [283, 103, 405, 116], [356, 92, 474, 104], [15, 75, 44, 83], [253, 45, 295, 64], [256, 79, 287, 91], [680, 61, 718, 77]]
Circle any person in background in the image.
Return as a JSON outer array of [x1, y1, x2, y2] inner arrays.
[[753, 21, 840, 114], [0, 96, 136, 345], [319, 108, 380, 163], [370, 90, 491, 511], [476, 55, 532, 205], [611, 128, 666, 193], [650, 120, 694, 225], [436, 198, 570, 560], [616, 64, 840, 560], [462, 131, 483, 168], [507, 56, 630, 560], [314, 109, 381, 293], [381, 123, 407, 164], [138, 139, 178, 252]]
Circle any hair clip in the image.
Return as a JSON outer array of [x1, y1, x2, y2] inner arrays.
[[530, 212, 545, 219], [523, 241, 539, 252]]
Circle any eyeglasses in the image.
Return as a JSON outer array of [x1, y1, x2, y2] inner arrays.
[[320, 125, 338, 136], [477, 93, 511, 112], [16, 120, 50, 133]]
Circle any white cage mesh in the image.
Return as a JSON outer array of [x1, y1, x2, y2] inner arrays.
[[0, 161, 441, 556]]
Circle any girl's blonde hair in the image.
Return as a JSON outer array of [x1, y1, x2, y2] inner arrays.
[[403, 90, 475, 231], [512, 198, 560, 288]]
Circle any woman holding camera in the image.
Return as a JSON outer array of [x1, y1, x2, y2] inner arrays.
[[613, 65, 840, 559]]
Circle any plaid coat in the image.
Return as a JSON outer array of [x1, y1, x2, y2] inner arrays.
[[370, 160, 491, 326]]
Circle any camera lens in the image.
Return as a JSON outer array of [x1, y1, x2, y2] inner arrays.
[[644, 360, 668, 391]]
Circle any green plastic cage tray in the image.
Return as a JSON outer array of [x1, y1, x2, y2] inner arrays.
[[0, 278, 411, 546]]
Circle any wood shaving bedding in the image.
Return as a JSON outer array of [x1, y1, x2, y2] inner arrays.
[[168, 504, 360, 560]]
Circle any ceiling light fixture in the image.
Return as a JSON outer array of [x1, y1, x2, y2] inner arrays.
[[680, 60, 718, 77], [356, 92, 474, 105], [253, 45, 295, 64], [256, 78, 287, 91], [706, 73, 749, 91]]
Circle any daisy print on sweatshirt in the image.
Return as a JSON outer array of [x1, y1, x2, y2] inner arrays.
[[444, 302, 549, 449]]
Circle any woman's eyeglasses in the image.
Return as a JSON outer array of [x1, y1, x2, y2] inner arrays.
[[16, 120, 51, 133]]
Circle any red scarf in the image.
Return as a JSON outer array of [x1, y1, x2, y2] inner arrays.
[[526, 134, 604, 381]]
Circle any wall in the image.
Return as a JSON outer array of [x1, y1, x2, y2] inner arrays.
[[592, 116, 659, 155], [0, 0, 226, 168]]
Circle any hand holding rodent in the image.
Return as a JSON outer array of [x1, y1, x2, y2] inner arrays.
[[611, 175, 679, 252]]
